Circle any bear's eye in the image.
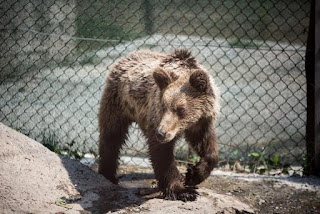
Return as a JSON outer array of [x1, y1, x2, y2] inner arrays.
[[176, 107, 186, 118]]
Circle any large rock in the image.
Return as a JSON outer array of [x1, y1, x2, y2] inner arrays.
[[0, 122, 113, 213], [113, 189, 255, 214]]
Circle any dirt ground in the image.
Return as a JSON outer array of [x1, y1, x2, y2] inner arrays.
[[116, 165, 320, 214], [201, 173, 320, 214], [1, 122, 320, 214]]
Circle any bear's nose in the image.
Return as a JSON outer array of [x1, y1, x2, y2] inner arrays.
[[156, 129, 166, 141]]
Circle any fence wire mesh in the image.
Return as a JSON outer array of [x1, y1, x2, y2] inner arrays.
[[0, 0, 310, 172]]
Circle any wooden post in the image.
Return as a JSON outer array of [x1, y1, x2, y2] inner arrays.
[[306, 0, 320, 175]]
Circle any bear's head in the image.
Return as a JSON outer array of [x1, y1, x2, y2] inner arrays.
[[152, 51, 219, 143]]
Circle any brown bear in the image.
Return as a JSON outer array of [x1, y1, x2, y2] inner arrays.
[[98, 49, 220, 201]]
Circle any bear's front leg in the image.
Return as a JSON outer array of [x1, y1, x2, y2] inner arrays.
[[185, 119, 219, 186], [148, 140, 198, 201]]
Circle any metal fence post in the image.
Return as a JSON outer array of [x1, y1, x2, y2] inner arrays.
[[306, 0, 320, 175], [315, 0, 320, 174]]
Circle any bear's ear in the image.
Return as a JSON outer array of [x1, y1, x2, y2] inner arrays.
[[153, 67, 172, 90], [189, 69, 209, 92]]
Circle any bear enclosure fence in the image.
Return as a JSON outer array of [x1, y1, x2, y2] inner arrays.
[[0, 0, 313, 174]]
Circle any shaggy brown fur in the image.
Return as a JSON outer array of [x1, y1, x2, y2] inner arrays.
[[99, 49, 220, 201]]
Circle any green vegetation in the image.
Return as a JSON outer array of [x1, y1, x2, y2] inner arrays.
[[246, 151, 290, 175], [42, 134, 84, 160], [218, 145, 296, 175]]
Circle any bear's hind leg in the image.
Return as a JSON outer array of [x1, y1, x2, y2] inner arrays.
[[98, 89, 131, 184], [99, 113, 131, 184]]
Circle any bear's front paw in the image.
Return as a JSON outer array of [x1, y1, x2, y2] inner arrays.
[[185, 165, 202, 187], [164, 187, 198, 202]]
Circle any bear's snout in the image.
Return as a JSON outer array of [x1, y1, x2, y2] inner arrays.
[[156, 111, 179, 142], [155, 128, 174, 143], [156, 129, 166, 141]]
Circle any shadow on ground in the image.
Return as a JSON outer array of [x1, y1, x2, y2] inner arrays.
[[60, 157, 158, 213]]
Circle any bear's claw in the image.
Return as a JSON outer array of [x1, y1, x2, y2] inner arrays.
[[185, 165, 202, 187], [163, 187, 198, 202]]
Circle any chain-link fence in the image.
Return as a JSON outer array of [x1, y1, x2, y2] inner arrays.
[[0, 0, 310, 172]]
